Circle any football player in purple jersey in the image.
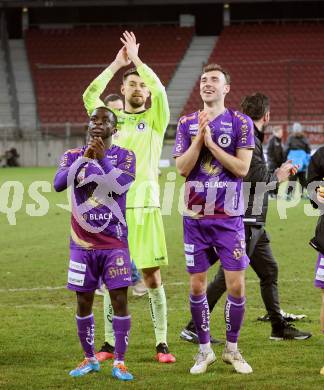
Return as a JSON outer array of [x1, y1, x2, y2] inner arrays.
[[174, 64, 254, 375]]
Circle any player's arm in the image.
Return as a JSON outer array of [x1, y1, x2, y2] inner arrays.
[[53, 146, 104, 192], [174, 113, 205, 177], [53, 151, 77, 192], [204, 112, 255, 177], [204, 128, 252, 178], [307, 149, 324, 208], [121, 31, 170, 133], [82, 46, 131, 116], [244, 140, 296, 185]]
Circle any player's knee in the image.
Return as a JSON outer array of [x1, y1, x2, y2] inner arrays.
[[190, 277, 206, 295], [226, 279, 245, 298], [76, 294, 93, 317], [142, 267, 161, 288], [110, 288, 128, 316]]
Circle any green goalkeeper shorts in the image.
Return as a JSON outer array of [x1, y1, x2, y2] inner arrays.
[[126, 208, 168, 269]]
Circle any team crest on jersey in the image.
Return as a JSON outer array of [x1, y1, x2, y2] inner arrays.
[[116, 257, 124, 266], [218, 134, 232, 148], [136, 120, 147, 132]]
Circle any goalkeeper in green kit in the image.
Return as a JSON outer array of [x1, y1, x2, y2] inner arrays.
[[83, 31, 175, 363]]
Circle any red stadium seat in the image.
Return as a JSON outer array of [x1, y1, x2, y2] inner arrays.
[[26, 25, 194, 128], [182, 23, 324, 122]]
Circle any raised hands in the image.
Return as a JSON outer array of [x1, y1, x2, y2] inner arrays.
[[120, 31, 140, 64], [114, 46, 131, 68]]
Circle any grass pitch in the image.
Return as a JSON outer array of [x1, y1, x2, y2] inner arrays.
[[0, 167, 324, 389]]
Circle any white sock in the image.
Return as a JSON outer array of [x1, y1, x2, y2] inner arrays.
[[114, 360, 124, 367], [200, 342, 211, 353], [88, 356, 98, 363], [226, 341, 237, 352]]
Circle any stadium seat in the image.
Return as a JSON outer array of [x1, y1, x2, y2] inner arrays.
[[25, 25, 194, 128], [182, 23, 324, 122]]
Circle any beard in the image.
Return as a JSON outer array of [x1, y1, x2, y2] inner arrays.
[[128, 96, 145, 109]]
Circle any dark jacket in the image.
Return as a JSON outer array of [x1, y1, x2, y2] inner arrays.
[[286, 133, 311, 156], [307, 146, 324, 254], [244, 125, 278, 225], [267, 135, 284, 171]]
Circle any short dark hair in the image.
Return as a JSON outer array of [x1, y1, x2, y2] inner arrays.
[[202, 63, 231, 84], [90, 106, 117, 128], [240, 93, 270, 120], [123, 67, 140, 82], [103, 93, 122, 106]]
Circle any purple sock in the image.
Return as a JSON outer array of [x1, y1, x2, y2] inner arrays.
[[190, 294, 210, 345], [112, 315, 131, 362], [224, 295, 245, 343], [76, 313, 95, 359]]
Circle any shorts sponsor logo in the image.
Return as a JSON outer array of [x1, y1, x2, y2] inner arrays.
[[317, 268, 324, 276], [69, 260, 86, 272], [185, 253, 194, 267], [233, 248, 244, 260], [68, 270, 85, 286], [218, 134, 232, 148], [154, 256, 165, 262], [108, 266, 129, 279], [184, 243, 194, 253], [316, 272, 324, 282], [116, 257, 124, 266]]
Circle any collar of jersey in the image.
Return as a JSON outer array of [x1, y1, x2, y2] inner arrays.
[[123, 110, 146, 115]]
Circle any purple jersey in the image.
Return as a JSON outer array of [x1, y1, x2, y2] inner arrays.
[[54, 145, 135, 250], [173, 109, 254, 218]]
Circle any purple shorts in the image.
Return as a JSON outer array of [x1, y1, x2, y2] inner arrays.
[[314, 252, 324, 289], [67, 248, 132, 292], [183, 216, 249, 273]]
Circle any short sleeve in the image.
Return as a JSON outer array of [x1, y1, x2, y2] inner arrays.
[[234, 112, 255, 149], [173, 118, 191, 157], [118, 150, 136, 178]]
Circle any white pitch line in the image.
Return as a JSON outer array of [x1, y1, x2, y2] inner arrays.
[[0, 286, 66, 292], [0, 278, 314, 293]]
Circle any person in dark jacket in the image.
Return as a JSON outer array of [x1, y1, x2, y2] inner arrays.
[[267, 127, 285, 173], [180, 92, 312, 342], [307, 146, 324, 375], [267, 127, 285, 198], [286, 122, 311, 199]]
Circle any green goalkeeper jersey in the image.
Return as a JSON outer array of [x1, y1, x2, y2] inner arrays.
[[83, 63, 170, 208]]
